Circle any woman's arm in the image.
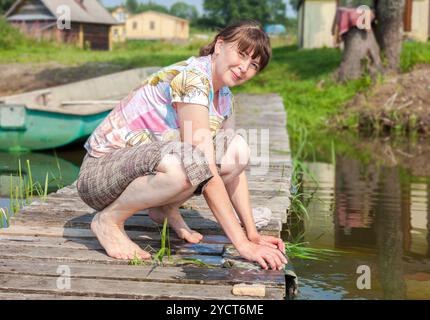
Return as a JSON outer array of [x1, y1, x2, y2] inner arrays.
[[222, 114, 285, 252], [222, 113, 258, 237], [175, 103, 287, 270]]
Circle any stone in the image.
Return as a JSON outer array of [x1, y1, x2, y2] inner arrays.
[[232, 283, 266, 297]]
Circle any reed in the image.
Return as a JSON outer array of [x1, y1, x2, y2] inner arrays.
[[284, 241, 342, 261], [5, 159, 52, 224]]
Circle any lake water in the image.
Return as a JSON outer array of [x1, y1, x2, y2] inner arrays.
[[0, 138, 429, 299]]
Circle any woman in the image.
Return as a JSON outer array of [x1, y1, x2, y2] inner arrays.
[[77, 20, 287, 270]]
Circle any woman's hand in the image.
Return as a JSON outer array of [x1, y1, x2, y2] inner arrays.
[[248, 233, 286, 253], [237, 241, 288, 270]]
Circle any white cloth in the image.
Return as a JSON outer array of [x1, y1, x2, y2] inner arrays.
[[236, 207, 272, 230], [252, 207, 272, 229]]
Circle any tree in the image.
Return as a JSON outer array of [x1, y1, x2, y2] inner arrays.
[[203, 0, 279, 27], [0, 0, 15, 14], [290, 0, 373, 12], [125, 0, 139, 14], [267, 0, 287, 24], [336, 0, 405, 81], [170, 2, 198, 22], [374, 0, 405, 71], [289, 0, 300, 12], [137, 2, 169, 14]]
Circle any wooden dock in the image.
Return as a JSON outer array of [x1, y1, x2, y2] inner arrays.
[[0, 93, 295, 300]]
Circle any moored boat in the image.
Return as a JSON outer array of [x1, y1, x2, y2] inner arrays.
[[0, 67, 160, 151]]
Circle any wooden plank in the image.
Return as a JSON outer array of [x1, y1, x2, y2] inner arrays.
[[0, 260, 285, 287], [0, 243, 226, 266], [1, 93, 291, 300], [0, 234, 225, 256], [9, 211, 282, 236], [0, 292, 119, 300], [0, 274, 284, 300], [0, 226, 231, 244], [20, 191, 289, 216]]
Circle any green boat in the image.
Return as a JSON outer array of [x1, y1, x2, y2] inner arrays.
[[0, 67, 160, 152]]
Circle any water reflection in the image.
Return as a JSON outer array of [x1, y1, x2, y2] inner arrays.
[[293, 154, 430, 300]]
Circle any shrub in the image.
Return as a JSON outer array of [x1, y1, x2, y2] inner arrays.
[[0, 17, 26, 49]]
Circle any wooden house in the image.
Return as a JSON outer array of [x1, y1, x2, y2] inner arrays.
[[298, 0, 338, 49], [111, 5, 127, 43], [404, 0, 430, 42], [5, 0, 118, 50], [125, 10, 189, 41]]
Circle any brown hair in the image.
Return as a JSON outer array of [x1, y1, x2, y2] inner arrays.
[[199, 20, 272, 72]]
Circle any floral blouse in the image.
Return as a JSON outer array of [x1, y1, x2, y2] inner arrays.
[[84, 54, 235, 157]]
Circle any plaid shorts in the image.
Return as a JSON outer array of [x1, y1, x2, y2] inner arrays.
[[76, 132, 236, 211]]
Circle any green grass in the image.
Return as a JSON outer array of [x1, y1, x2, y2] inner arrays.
[[234, 45, 374, 143], [401, 41, 430, 72], [153, 217, 171, 264], [4, 21, 429, 143], [284, 241, 343, 261], [0, 157, 66, 227]]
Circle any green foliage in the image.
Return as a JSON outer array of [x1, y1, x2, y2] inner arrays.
[[234, 45, 363, 137], [125, 0, 139, 14], [125, 0, 170, 14], [0, 207, 10, 228], [0, 17, 26, 49], [289, 0, 300, 12], [203, 0, 286, 27], [0, 0, 14, 14], [338, 0, 373, 7], [153, 217, 171, 264], [4, 157, 65, 219], [170, 1, 199, 22], [137, 2, 169, 14], [284, 241, 343, 260], [401, 41, 430, 72]]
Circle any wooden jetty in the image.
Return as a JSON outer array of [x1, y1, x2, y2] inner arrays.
[[0, 93, 295, 300]]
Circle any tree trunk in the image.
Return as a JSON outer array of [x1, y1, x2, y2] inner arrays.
[[336, 28, 382, 82], [335, 0, 405, 81], [374, 0, 405, 72]]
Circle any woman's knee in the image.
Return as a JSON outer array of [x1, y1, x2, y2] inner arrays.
[[157, 141, 213, 193], [157, 153, 193, 192], [220, 134, 250, 176]]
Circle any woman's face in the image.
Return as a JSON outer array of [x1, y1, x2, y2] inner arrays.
[[212, 39, 261, 89]]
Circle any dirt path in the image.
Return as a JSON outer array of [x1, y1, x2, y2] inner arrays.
[[0, 62, 127, 96]]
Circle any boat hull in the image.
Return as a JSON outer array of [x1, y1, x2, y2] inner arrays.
[[0, 108, 109, 152]]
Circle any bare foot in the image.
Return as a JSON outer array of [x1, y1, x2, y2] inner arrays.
[[148, 206, 203, 244], [91, 212, 151, 260]]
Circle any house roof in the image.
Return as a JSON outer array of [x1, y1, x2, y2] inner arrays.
[[129, 10, 189, 24], [6, 0, 118, 25]]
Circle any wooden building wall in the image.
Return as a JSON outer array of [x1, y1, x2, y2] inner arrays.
[[9, 21, 111, 50], [82, 24, 110, 50]]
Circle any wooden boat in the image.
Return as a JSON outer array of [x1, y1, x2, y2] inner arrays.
[[0, 67, 160, 152]]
